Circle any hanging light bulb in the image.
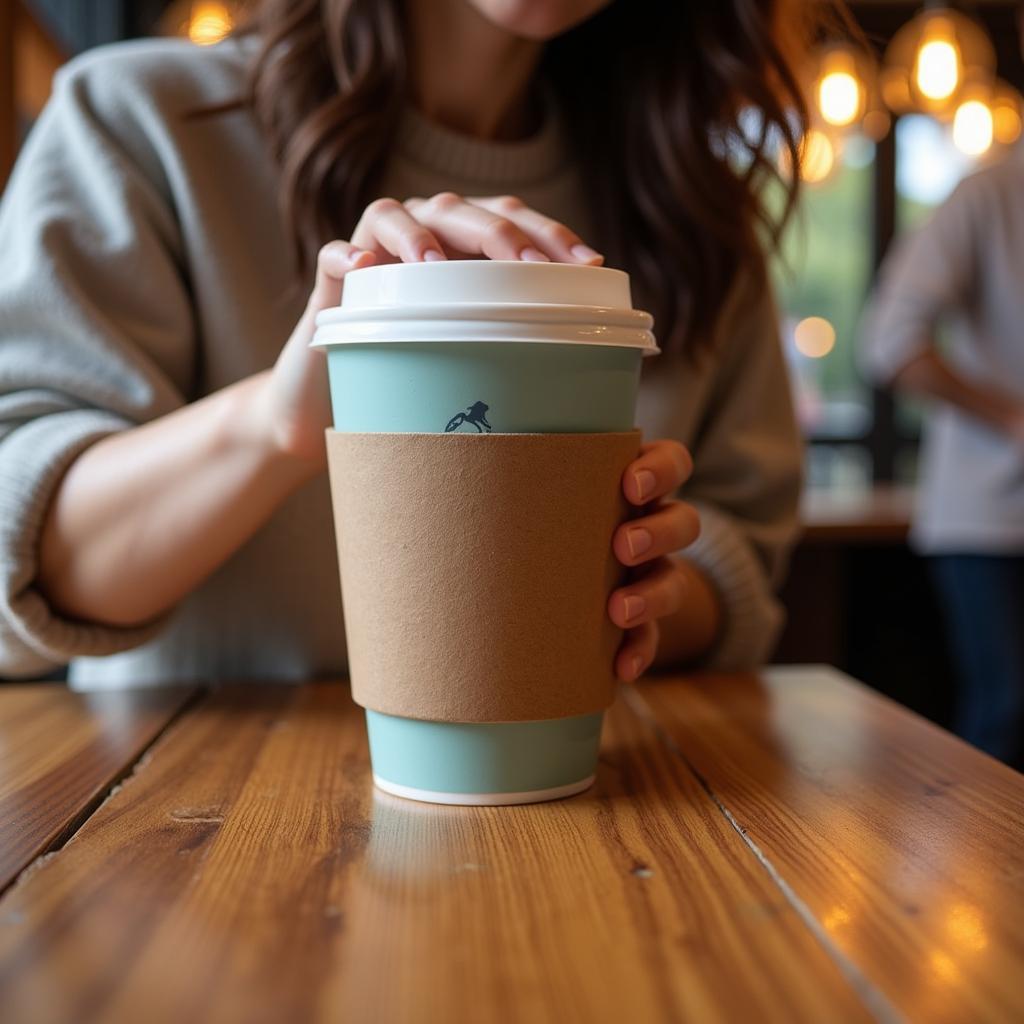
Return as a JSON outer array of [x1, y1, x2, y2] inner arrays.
[[947, 75, 1020, 157], [915, 20, 961, 101], [817, 49, 865, 127], [884, 8, 995, 118], [819, 70, 861, 126], [952, 99, 993, 156]]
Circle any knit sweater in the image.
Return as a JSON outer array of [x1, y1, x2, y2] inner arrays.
[[0, 35, 801, 688]]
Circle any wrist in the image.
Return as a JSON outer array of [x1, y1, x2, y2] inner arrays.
[[228, 372, 323, 489]]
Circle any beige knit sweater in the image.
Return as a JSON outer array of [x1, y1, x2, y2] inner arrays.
[[0, 36, 801, 688]]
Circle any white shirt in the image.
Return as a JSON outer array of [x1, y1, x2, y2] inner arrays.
[[862, 147, 1024, 554]]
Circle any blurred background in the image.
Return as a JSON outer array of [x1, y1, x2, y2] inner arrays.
[[2, 0, 1020, 726]]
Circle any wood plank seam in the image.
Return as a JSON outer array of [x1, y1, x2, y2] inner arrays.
[[620, 684, 904, 1024], [0, 686, 209, 902]]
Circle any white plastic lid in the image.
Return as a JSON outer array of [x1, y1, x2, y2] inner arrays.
[[311, 260, 658, 354]]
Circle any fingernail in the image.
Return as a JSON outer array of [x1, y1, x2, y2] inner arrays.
[[631, 655, 645, 680], [571, 243, 604, 264], [520, 247, 550, 262], [634, 469, 657, 502], [626, 527, 652, 559], [423, 249, 446, 262], [623, 594, 646, 623]]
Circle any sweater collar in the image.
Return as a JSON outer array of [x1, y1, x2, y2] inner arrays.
[[394, 91, 570, 186]]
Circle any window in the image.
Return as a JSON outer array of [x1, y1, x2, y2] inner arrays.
[[769, 135, 875, 487], [771, 110, 991, 488], [896, 114, 974, 230]]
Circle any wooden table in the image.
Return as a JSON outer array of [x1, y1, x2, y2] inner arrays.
[[1, 668, 1021, 1023]]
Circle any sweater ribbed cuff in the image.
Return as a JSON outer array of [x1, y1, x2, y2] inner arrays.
[[0, 409, 168, 675], [682, 501, 785, 671]]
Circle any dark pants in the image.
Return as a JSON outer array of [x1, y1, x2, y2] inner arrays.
[[929, 555, 1024, 770]]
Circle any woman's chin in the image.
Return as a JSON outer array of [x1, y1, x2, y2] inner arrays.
[[466, 0, 612, 41]]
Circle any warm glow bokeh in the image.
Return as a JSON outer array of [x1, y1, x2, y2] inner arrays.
[[952, 99, 994, 156], [946, 904, 989, 952], [794, 130, 836, 184], [993, 99, 1022, 145], [915, 38, 960, 101], [823, 906, 851, 931], [819, 71, 862, 127], [794, 317, 836, 358], [188, 2, 233, 46], [930, 950, 961, 984]]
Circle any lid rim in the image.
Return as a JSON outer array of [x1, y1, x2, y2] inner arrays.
[[311, 323, 659, 355], [313, 337, 661, 356], [315, 303, 654, 328]]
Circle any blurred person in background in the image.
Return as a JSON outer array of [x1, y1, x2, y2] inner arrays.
[[861, 105, 1024, 770]]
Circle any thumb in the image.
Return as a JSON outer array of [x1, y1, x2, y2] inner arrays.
[[307, 241, 377, 313]]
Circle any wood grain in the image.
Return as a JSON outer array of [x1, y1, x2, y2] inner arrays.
[[0, 683, 871, 1024], [0, 682, 195, 893], [634, 666, 1024, 1024]]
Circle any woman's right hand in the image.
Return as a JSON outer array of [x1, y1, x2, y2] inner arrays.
[[252, 193, 604, 475]]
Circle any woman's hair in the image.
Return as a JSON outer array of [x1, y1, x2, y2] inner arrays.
[[200, 0, 814, 357]]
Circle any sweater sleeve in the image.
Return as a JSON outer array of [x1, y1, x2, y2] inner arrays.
[[681, 276, 802, 670], [0, 53, 195, 677]]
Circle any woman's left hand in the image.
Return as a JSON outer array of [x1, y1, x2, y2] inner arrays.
[[608, 439, 700, 682]]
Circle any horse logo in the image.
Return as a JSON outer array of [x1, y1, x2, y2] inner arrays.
[[445, 401, 493, 433]]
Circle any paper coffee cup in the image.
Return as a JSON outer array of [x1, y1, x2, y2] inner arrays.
[[313, 260, 657, 805]]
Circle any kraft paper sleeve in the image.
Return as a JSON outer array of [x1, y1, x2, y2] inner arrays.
[[326, 430, 642, 723]]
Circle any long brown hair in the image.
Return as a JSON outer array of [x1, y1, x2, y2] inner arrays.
[[201, 0, 812, 356]]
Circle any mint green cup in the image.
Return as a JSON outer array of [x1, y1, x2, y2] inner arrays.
[[314, 261, 657, 805]]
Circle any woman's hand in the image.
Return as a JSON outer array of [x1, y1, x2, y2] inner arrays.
[[254, 193, 604, 472], [608, 440, 701, 682]]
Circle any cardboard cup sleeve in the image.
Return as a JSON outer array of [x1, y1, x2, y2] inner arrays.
[[326, 429, 643, 723]]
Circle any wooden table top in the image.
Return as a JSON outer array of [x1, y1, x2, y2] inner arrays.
[[0, 683, 195, 892], [0, 667, 1021, 1023]]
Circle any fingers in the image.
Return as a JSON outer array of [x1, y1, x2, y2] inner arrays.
[[608, 557, 687, 631], [344, 192, 601, 271], [404, 192, 547, 261], [613, 500, 700, 568], [466, 196, 603, 265], [615, 620, 659, 682], [307, 241, 377, 311], [622, 440, 693, 506], [351, 198, 447, 264]]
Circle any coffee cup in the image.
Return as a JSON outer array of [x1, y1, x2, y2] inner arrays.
[[314, 260, 656, 804]]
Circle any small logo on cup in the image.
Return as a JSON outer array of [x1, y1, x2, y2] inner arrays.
[[445, 401, 493, 433]]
